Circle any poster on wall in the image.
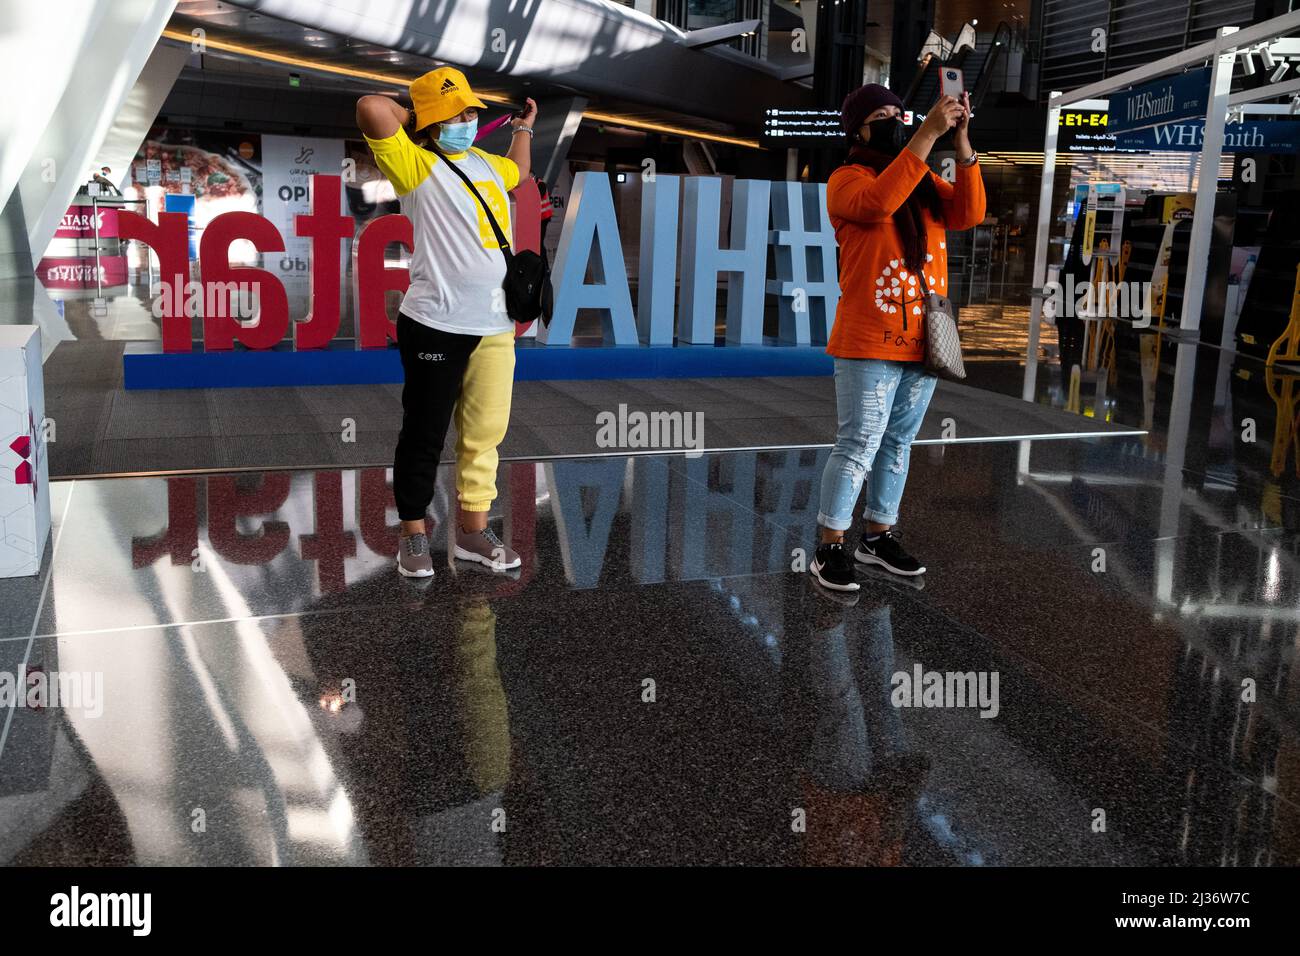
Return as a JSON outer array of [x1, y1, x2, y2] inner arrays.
[[123, 129, 263, 264], [262, 134, 347, 308]]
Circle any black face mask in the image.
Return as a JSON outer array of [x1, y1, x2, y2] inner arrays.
[[865, 116, 907, 155]]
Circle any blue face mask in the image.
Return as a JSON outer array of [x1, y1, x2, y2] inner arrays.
[[436, 118, 477, 153]]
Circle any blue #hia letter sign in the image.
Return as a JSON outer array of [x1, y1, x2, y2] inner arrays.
[[537, 171, 842, 348]]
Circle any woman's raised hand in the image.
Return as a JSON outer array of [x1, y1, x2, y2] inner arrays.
[[921, 95, 965, 139]]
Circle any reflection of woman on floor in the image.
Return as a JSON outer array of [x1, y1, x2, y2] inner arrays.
[[276, 583, 512, 866], [800, 592, 930, 866]]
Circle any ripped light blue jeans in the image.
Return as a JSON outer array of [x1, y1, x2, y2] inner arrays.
[[817, 358, 937, 531]]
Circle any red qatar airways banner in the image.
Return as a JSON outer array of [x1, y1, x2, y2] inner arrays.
[[119, 173, 541, 352], [55, 205, 120, 240]]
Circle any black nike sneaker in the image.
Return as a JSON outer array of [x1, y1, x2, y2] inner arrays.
[[810, 541, 860, 591], [854, 530, 925, 576]]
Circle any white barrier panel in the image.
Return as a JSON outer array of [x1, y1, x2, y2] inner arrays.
[[0, 325, 51, 577]]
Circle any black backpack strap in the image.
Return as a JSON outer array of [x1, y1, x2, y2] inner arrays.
[[429, 141, 514, 258]]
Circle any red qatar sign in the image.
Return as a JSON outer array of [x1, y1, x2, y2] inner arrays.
[[118, 173, 541, 352], [55, 205, 120, 240]]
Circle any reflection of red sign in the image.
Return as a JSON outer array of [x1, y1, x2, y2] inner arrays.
[[119, 174, 539, 354], [54, 206, 120, 240], [36, 256, 129, 289], [131, 464, 537, 596]]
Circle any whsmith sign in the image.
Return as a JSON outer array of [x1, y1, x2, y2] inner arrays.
[[119, 170, 842, 387], [1117, 119, 1300, 152], [1107, 67, 1211, 135], [1061, 109, 1300, 153]]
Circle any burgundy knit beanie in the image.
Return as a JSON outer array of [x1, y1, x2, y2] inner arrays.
[[839, 83, 905, 142]]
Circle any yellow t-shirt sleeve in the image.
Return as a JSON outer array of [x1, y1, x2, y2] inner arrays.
[[474, 149, 521, 192], [362, 126, 435, 196]]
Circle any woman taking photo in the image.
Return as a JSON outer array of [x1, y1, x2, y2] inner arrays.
[[810, 84, 985, 592], [356, 67, 537, 578]]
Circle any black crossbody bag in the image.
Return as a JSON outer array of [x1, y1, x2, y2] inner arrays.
[[431, 143, 553, 326]]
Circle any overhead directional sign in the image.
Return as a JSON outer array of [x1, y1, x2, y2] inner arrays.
[[1108, 67, 1211, 135], [760, 109, 843, 147], [760, 107, 928, 149], [1062, 108, 1300, 153], [1057, 109, 1141, 153]]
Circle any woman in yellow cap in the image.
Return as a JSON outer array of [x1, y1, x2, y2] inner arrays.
[[356, 67, 538, 579]]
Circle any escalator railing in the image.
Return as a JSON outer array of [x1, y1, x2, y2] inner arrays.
[[904, 20, 1018, 112], [971, 22, 1013, 110]]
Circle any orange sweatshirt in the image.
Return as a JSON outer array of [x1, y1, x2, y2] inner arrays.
[[825, 149, 986, 362]]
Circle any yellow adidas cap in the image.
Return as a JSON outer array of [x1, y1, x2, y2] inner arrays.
[[410, 66, 488, 131]]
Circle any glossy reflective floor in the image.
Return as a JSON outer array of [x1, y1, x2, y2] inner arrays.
[[7, 263, 1300, 864], [3, 360, 1298, 863]]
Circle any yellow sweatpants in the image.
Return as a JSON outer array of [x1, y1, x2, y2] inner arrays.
[[454, 329, 516, 512]]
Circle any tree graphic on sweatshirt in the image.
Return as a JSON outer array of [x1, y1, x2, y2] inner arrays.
[[872, 250, 945, 347]]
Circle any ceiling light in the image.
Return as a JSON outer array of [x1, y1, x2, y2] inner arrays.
[[1272, 62, 1290, 82], [1239, 52, 1256, 75], [1259, 46, 1276, 70]]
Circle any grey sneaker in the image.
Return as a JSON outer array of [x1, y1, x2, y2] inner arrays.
[[397, 532, 434, 578], [454, 524, 521, 571]]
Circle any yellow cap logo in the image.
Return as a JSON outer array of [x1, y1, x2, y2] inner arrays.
[[411, 67, 487, 130]]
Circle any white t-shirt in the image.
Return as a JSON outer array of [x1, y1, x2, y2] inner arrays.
[[364, 126, 520, 337]]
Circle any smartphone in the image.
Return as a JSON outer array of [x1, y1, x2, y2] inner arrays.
[[939, 67, 965, 99]]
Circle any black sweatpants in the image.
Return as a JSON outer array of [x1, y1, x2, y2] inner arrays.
[[393, 313, 481, 521]]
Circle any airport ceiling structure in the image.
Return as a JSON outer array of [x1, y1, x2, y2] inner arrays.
[[169, 0, 817, 147]]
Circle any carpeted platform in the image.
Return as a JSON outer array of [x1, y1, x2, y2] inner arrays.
[[42, 340, 1139, 477]]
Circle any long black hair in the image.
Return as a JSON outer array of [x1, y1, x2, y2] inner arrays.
[[843, 143, 945, 277]]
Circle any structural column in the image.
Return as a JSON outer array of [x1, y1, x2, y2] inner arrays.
[[1178, 27, 1237, 335], [1021, 91, 1062, 402], [532, 95, 588, 193]]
